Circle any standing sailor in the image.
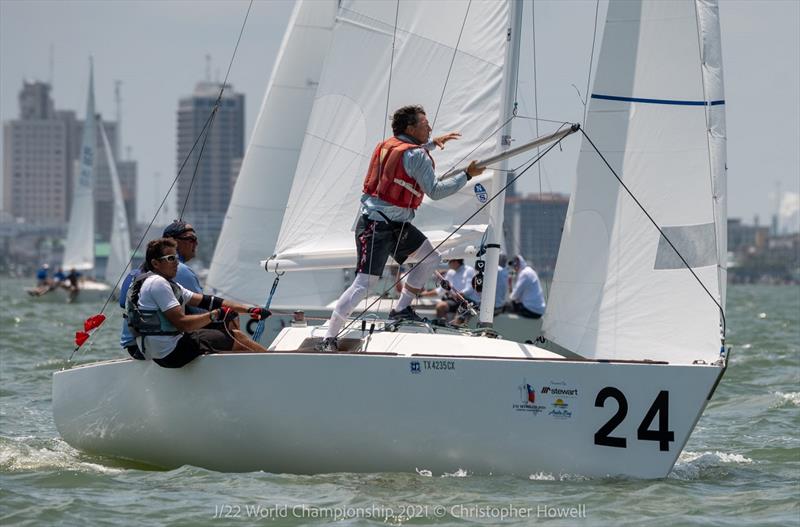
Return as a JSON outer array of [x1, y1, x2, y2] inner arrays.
[[321, 105, 485, 352]]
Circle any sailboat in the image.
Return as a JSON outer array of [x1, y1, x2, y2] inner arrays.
[[28, 62, 112, 302], [53, 0, 728, 478]]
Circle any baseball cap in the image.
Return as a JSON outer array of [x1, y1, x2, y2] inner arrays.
[[163, 220, 195, 238]]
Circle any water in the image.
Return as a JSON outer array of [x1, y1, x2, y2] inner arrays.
[[1, 277, 798, 526]]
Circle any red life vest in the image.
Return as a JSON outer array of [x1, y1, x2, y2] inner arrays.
[[362, 136, 434, 210]]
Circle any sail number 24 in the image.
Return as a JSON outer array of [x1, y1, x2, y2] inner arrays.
[[593, 388, 675, 451]]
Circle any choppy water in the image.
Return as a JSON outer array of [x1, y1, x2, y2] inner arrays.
[[1, 277, 798, 526]]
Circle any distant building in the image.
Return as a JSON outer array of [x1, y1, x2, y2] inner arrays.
[[728, 218, 769, 255], [3, 81, 70, 226], [505, 193, 569, 276], [175, 81, 244, 262], [2, 80, 137, 243]]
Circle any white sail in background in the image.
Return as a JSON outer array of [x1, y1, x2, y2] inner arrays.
[[207, 0, 344, 305], [267, 0, 509, 272], [63, 62, 96, 272], [100, 120, 131, 291], [542, 0, 726, 365]]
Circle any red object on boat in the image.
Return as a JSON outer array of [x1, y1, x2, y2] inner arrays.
[[83, 314, 106, 332], [75, 331, 89, 347]]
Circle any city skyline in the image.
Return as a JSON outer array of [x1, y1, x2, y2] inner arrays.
[[1, 0, 798, 229]]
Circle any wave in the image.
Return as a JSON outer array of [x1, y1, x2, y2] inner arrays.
[[0, 436, 124, 475], [670, 450, 754, 480], [773, 391, 800, 407]]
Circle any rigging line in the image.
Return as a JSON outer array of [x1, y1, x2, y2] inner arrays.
[[431, 0, 472, 129], [179, 0, 254, 219], [531, 0, 542, 193], [73, 2, 254, 357], [336, 131, 572, 338], [369, 0, 401, 316], [579, 128, 726, 338], [582, 0, 600, 127]]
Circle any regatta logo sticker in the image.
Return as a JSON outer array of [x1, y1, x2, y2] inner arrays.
[[513, 380, 546, 415], [410, 361, 421, 374], [473, 183, 488, 204]]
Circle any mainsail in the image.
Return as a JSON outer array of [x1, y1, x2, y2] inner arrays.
[[542, 0, 727, 365], [266, 0, 510, 272], [63, 62, 96, 272], [207, 0, 344, 306], [100, 120, 131, 291]]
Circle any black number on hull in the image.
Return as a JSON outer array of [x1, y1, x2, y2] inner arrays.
[[594, 387, 628, 448], [637, 390, 675, 451]]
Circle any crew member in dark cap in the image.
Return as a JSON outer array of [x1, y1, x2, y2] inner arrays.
[[161, 220, 203, 309], [119, 220, 206, 359]]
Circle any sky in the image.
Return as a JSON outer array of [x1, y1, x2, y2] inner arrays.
[[1, 0, 798, 229]]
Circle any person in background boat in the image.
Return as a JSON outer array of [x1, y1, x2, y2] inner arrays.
[[119, 220, 205, 360], [35, 264, 50, 287], [504, 255, 545, 319], [129, 238, 271, 368], [492, 253, 511, 315], [65, 268, 80, 303], [53, 267, 66, 286], [431, 259, 479, 325], [320, 105, 485, 352], [28, 264, 54, 296]]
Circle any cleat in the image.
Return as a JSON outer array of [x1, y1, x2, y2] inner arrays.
[[318, 337, 339, 353], [388, 306, 424, 322]]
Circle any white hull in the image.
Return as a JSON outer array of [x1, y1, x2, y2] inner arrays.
[[27, 280, 111, 303], [53, 327, 724, 478]]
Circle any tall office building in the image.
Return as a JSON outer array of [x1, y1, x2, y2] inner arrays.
[[505, 192, 569, 276], [2, 80, 137, 242], [175, 81, 245, 262], [3, 81, 71, 226]]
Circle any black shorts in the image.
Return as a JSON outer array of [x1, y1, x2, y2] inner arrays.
[[510, 301, 543, 319], [355, 215, 427, 276], [153, 328, 235, 368]]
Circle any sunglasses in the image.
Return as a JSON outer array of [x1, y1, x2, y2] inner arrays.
[[156, 254, 179, 263], [176, 235, 198, 243]]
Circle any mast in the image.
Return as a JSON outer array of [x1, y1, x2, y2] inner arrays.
[[478, 0, 523, 327]]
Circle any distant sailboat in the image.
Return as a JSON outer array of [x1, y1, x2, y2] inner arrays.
[[55, 0, 729, 478], [29, 60, 111, 302], [99, 119, 132, 294]]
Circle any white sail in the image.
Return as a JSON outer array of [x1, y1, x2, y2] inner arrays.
[[266, 0, 510, 272], [542, 0, 726, 365], [63, 62, 96, 272], [100, 120, 131, 291], [206, 0, 344, 306]]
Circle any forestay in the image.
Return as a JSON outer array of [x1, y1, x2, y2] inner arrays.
[[207, 0, 345, 306], [543, 0, 727, 365], [267, 0, 511, 272], [100, 120, 131, 291], [63, 63, 96, 272]]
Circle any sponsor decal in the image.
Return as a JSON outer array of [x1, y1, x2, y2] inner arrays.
[[410, 360, 455, 374], [513, 379, 546, 415], [548, 398, 573, 419], [540, 384, 579, 397], [473, 183, 488, 204]]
